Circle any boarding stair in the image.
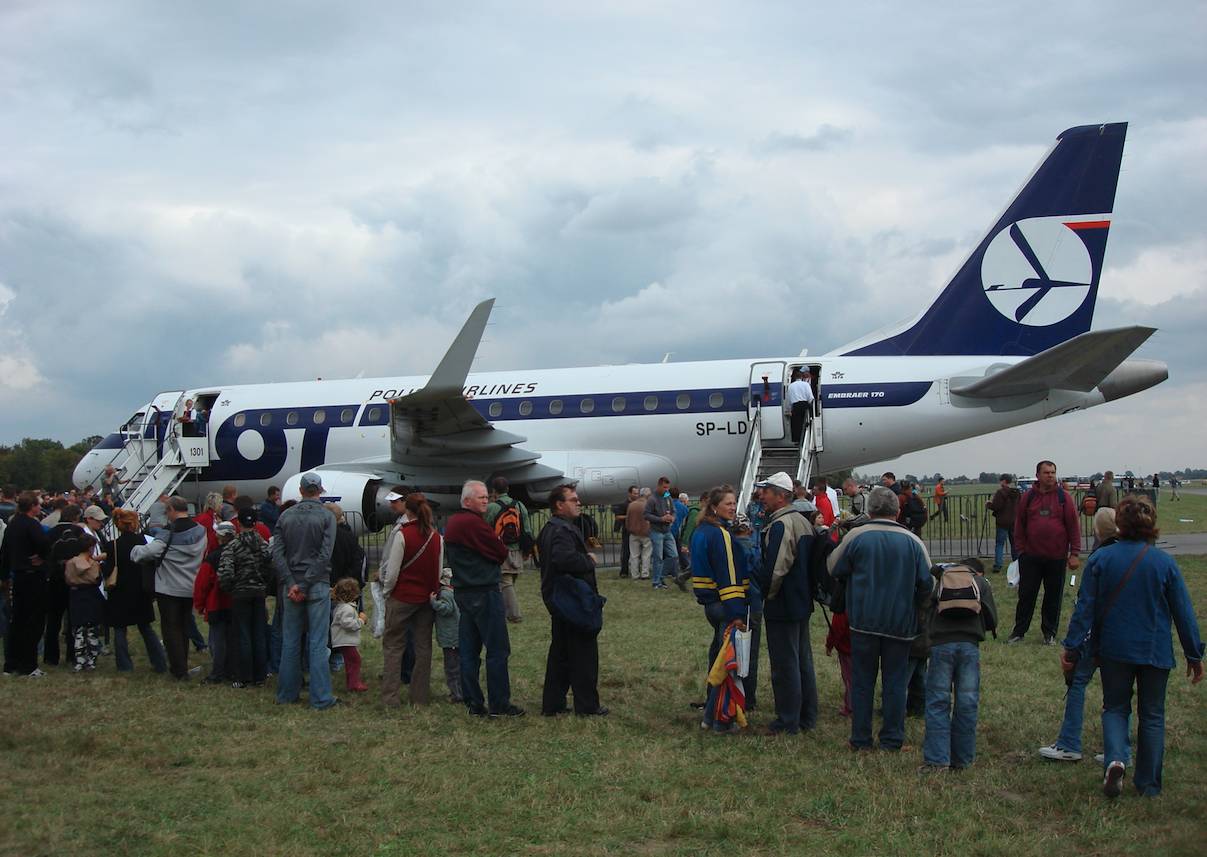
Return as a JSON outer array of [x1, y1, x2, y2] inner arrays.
[[112, 393, 209, 522], [736, 405, 824, 509]]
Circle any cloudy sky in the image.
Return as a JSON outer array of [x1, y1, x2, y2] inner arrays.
[[2, 1, 1204, 480]]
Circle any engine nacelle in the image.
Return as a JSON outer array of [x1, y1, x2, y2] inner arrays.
[[280, 470, 398, 534]]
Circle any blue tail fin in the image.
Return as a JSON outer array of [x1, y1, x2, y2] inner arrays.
[[842, 122, 1127, 357]]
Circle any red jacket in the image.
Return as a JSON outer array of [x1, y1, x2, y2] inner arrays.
[[193, 550, 233, 619], [390, 521, 443, 604], [1015, 487, 1080, 561]]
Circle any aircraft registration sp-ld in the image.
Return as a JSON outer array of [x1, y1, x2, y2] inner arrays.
[[75, 123, 1166, 529]]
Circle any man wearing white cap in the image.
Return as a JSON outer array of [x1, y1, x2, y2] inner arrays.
[[270, 472, 339, 709], [752, 471, 820, 735]]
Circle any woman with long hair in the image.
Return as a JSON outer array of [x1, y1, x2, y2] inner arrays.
[[379, 493, 442, 706], [1061, 495, 1204, 798], [106, 509, 168, 673], [690, 486, 749, 734]]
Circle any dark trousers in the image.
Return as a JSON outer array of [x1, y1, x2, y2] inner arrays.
[[618, 527, 630, 578], [157, 595, 194, 679], [850, 632, 911, 750], [455, 588, 512, 713], [790, 402, 811, 444], [1011, 554, 1067, 640], [542, 612, 600, 714], [43, 578, 73, 666], [703, 601, 761, 710], [764, 616, 818, 733], [906, 656, 928, 715], [4, 572, 48, 675], [231, 598, 268, 683]]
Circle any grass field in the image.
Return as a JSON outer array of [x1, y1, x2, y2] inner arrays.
[[2, 556, 1205, 856]]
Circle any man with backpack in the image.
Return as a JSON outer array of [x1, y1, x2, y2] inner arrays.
[[485, 477, 534, 624], [1007, 460, 1081, 646], [920, 557, 998, 772], [44, 504, 85, 667]]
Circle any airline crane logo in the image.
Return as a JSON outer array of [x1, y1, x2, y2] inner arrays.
[[980, 216, 1105, 326]]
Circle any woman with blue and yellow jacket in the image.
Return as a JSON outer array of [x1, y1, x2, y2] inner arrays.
[[691, 487, 749, 732]]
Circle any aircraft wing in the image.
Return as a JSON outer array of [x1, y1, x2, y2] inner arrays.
[[949, 326, 1157, 399], [386, 299, 563, 483]]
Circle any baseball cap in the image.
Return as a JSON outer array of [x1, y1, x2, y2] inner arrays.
[[215, 522, 236, 537], [299, 472, 324, 492], [236, 507, 259, 527], [82, 505, 108, 522], [755, 471, 794, 493], [385, 490, 405, 502]]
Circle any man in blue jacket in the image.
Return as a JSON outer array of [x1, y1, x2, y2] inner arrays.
[[754, 472, 818, 736], [828, 486, 932, 751]]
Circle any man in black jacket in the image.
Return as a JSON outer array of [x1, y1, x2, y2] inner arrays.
[[2, 492, 53, 676], [536, 485, 608, 718]]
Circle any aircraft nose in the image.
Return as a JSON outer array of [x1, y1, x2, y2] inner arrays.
[[73, 452, 102, 491]]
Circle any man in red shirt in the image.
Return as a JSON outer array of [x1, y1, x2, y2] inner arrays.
[[1007, 461, 1081, 646]]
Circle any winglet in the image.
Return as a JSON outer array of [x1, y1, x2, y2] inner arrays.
[[422, 299, 494, 398]]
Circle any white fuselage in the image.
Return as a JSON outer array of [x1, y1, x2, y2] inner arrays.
[[75, 353, 1107, 506]]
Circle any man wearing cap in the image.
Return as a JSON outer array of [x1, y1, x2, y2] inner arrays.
[[753, 471, 820, 735], [787, 369, 815, 446], [270, 472, 339, 708]]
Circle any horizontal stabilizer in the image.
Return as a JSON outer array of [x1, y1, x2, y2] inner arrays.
[[950, 326, 1156, 398]]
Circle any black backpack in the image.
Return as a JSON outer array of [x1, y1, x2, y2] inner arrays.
[[50, 529, 82, 583], [904, 494, 928, 529]]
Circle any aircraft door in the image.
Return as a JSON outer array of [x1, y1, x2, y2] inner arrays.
[[749, 362, 786, 440]]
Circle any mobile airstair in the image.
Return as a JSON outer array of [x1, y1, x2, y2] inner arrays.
[[736, 403, 823, 510], [110, 392, 209, 521]]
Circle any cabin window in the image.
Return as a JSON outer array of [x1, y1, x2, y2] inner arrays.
[[549, 400, 563, 415], [580, 398, 595, 414], [341, 408, 354, 424], [286, 411, 299, 426], [313, 410, 325, 425], [489, 402, 503, 417], [368, 407, 381, 422], [644, 395, 658, 411], [233, 413, 246, 428], [676, 394, 691, 410], [741, 391, 750, 406], [709, 392, 724, 409], [260, 412, 272, 426], [518, 401, 532, 416], [612, 397, 626, 412]]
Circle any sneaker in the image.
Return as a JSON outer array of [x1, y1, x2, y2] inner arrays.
[[1094, 753, 1105, 764], [229, 681, 250, 689], [712, 721, 741, 735], [1039, 743, 1082, 762], [577, 707, 610, 717], [467, 704, 489, 717], [1006, 635, 1024, 644], [1043, 635, 1057, 646], [1103, 761, 1126, 798], [188, 666, 203, 675], [488, 704, 526, 720], [991, 565, 1001, 574], [25, 668, 48, 678], [674, 574, 688, 592]]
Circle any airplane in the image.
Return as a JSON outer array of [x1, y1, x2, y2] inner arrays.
[[74, 122, 1167, 530]]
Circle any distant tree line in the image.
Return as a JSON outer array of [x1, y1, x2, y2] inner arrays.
[[0, 437, 103, 493]]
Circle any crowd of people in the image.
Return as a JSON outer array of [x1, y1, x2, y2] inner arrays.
[[1, 457, 1202, 800]]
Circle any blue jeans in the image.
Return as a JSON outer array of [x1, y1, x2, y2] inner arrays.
[[267, 598, 282, 673], [113, 623, 168, 673], [1100, 657, 1169, 797], [763, 617, 818, 734], [455, 589, 512, 713], [923, 642, 980, 767], [278, 588, 335, 709], [850, 632, 911, 750], [994, 527, 1018, 568], [1054, 656, 1133, 760], [649, 531, 677, 588]]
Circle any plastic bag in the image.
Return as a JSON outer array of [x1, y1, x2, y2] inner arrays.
[[1006, 560, 1020, 588], [369, 580, 387, 638], [734, 628, 752, 678]]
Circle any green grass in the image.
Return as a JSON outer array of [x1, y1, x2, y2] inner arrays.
[[2, 557, 1205, 856]]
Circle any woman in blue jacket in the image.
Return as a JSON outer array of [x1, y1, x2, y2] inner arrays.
[[1061, 495, 1204, 798], [690, 487, 749, 733]]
